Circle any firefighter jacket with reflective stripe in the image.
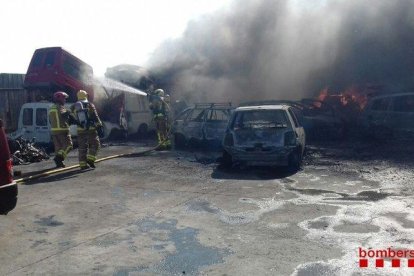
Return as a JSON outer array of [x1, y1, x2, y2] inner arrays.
[[72, 101, 102, 133], [149, 96, 169, 118], [49, 104, 70, 134]]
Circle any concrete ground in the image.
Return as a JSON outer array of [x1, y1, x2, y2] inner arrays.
[[1, 141, 414, 275]]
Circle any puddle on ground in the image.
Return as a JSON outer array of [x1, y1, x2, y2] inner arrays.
[[186, 200, 219, 214], [385, 212, 414, 229], [34, 215, 64, 227], [114, 218, 230, 276], [333, 223, 380, 233], [286, 185, 389, 202], [339, 190, 390, 202], [294, 262, 339, 276], [186, 198, 285, 225], [308, 217, 330, 230]]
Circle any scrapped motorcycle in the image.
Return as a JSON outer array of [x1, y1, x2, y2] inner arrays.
[[8, 137, 49, 165]]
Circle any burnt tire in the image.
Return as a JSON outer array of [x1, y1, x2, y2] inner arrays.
[[219, 150, 233, 170], [174, 133, 186, 149], [288, 149, 302, 172], [137, 124, 148, 139]]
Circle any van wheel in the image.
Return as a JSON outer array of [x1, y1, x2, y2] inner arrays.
[[288, 149, 302, 172], [109, 128, 127, 140], [220, 151, 233, 170], [137, 124, 148, 139], [174, 133, 186, 149]]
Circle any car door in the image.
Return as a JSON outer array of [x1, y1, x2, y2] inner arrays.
[[203, 108, 230, 141], [182, 108, 206, 140], [390, 95, 414, 136], [288, 108, 305, 151], [366, 97, 391, 128], [173, 108, 192, 135]]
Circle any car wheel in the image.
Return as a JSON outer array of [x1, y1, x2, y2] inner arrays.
[[288, 149, 301, 172], [174, 133, 186, 149], [220, 150, 233, 169], [137, 124, 148, 139]]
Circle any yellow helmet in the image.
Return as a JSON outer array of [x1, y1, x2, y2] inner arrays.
[[77, 90, 88, 101]]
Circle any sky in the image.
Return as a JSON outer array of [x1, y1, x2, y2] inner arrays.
[[0, 0, 231, 76]]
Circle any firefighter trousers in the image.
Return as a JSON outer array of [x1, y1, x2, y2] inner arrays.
[[52, 133, 73, 160], [154, 116, 169, 144], [78, 130, 100, 167]]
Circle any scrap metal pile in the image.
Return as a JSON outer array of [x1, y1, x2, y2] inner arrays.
[[7, 137, 49, 165]]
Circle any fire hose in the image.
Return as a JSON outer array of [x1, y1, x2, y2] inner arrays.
[[15, 142, 164, 184]]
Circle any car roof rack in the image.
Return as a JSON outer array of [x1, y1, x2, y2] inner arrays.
[[194, 102, 232, 109], [239, 100, 303, 108]]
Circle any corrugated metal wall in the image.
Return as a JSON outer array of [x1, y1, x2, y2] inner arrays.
[[0, 74, 28, 132]]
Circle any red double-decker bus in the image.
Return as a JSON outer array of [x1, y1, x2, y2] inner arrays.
[[24, 47, 94, 102]]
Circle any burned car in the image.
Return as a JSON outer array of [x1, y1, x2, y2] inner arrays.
[[221, 104, 305, 169], [172, 103, 232, 149], [362, 92, 414, 139], [296, 99, 345, 140]]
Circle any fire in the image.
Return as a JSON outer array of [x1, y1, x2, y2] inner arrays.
[[316, 85, 371, 110]]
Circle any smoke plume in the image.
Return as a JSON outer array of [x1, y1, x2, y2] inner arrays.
[[147, 0, 414, 103]]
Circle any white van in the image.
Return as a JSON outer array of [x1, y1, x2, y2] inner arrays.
[[97, 87, 155, 138], [12, 102, 77, 144], [362, 92, 414, 138], [124, 92, 154, 136]]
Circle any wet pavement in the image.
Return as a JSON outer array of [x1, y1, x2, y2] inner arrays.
[[0, 141, 413, 275]]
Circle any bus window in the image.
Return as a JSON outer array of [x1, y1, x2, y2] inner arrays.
[[44, 51, 56, 68], [32, 52, 45, 67], [63, 58, 81, 81]]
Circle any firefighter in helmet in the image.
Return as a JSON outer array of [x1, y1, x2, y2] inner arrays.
[[72, 90, 104, 170], [49, 91, 76, 168], [148, 88, 171, 149]]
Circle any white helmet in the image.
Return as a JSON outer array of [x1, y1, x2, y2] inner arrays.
[[154, 89, 165, 97]]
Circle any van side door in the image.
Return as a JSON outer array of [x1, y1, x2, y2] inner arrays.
[[34, 107, 50, 143], [20, 107, 35, 141]]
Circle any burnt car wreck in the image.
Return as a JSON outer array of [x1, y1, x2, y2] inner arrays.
[[221, 103, 306, 170], [172, 103, 232, 149]]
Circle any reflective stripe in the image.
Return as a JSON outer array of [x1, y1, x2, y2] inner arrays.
[[80, 161, 87, 166], [87, 155, 96, 162], [50, 105, 69, 132]]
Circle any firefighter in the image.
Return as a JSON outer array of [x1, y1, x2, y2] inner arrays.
[[72, 90, 103, 170], [49, 91, 75, 168], [148, 88, 170, 149]]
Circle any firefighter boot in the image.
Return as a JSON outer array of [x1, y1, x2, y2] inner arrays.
[[86, 155, 96, 168], [79, 161, 89, 170], [54, 155, 65, 168]]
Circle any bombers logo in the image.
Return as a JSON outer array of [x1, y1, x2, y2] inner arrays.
[[359, 247, 414, 268]]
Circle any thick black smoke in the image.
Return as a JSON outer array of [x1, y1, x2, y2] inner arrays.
[[147, 0, 414, 103]]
